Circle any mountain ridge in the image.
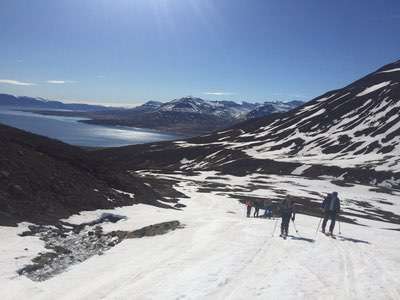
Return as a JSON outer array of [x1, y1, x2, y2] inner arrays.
[[0, 94, 112, 111], [84, 97, 303, 134], [8, 95, 303, 135], [92, 59, 400, 187]]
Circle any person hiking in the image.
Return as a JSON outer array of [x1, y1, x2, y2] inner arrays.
[[254, 201, 260, 218], [279, 198, 295, 238], [263, 200, 272, 218], [265, 206, 273, 219], [321, 192, 341, 235], [245, 200, 252, 218]]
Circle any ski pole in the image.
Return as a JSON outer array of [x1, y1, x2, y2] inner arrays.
[[291, 219, 300, 236], [315, 217, 323, 239], [338, 219, 342, 235], [272, 218, 279, 237]]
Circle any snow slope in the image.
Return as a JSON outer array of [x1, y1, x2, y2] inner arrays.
[[1, 171, 400, 300]]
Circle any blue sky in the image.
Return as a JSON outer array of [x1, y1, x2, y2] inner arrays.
[[0, 0, 399, 106]]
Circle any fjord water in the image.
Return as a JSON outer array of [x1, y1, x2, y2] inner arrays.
[[0, 109, 179, 147]]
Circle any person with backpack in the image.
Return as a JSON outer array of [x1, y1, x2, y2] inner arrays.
[[279, 198, 295, 238], [321, 192, 341, 235], [253, 201, 260, 218], [245, 200, 252, 218], [263, 200, 272, 218], [266, 207, 273, 219]]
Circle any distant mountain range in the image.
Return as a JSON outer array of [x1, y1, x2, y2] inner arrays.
[[132, 97, 303, 119], [0, 93, 111, 111], [0, 94, 303, 135], [112, 97, 303, 120]]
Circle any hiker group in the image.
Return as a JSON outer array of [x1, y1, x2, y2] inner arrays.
[[245, 191, 341, 239], [245, 199, 273, 219]]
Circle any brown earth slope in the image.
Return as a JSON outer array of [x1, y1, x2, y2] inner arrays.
[[0, 123, 161, 226]]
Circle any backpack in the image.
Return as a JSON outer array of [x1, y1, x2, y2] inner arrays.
[[280, 199, 293, 214], [323, 194, 340, 212]]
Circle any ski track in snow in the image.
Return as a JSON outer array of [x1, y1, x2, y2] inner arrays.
[[1, 172, 400, 300]]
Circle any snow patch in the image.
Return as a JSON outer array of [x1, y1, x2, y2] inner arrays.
[[291, 164, 312, 175], [356, 81, 391, 97], [380, 68, 400, 73]]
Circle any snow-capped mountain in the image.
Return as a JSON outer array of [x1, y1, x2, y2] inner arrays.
[[246, 100, 304, 119], [154, 96, 259, 119], [153, 97, 302, 119], [80, 97, 302, 135], [129, 100, 163, 112]]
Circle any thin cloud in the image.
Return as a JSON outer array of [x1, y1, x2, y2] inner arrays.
[[46, 80, 76, 84], [0, 79, 36, 86], [204, 92, 235, 96]]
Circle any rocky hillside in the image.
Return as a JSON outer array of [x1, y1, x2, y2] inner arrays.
[[93, 60, 400, 188], [0, 123, 163, 226]]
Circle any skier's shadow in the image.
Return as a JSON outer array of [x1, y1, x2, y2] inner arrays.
[[337, 236, 370, 245], [288, 235, 315, 243]]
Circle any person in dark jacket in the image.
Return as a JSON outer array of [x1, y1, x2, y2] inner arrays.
[[321, 192, 341, 235], [246, 200, 252, 218], [254, 201, 260, 218], [264, 206, 273, 219], [279, 199, 295, 238], [263, 200, 272, 218]]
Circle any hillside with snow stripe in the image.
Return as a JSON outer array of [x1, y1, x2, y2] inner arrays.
[[171, 60, 400, 173]]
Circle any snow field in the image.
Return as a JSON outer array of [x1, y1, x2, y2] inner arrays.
[[1, 172, 400, 299]]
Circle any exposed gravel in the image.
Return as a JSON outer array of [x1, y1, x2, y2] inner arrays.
[[17, 214, 182, 281]]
